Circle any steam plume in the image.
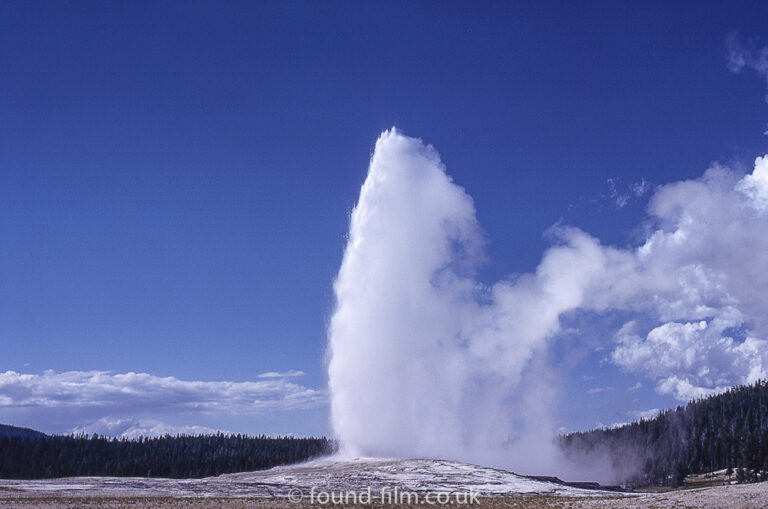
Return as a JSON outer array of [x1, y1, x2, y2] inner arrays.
[[327, 129, 600, 470], [327, 129, 768, 477]]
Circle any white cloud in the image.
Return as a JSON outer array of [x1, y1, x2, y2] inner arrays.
[[587, 387, 613, 395], [655, 376, 725, 402], [0, 369, 325, 434], [736, 155, 768, 211], [612, 321, 712, 379], [606, 178, 651, 208], [727, 34, 768, 101], [534, 156, 768, 403], [607, 178, 629, 208], [72, 417, 232, 439], [631, 179, 651, 198], [592, 156, 768, 400], [610, 320, 767, 401], [257, 370, 306, 378], [628, 408, 659, 421]]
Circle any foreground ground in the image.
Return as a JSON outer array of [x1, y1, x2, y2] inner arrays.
[[1, 458, 766, 508], [1, 486, 768, 509]]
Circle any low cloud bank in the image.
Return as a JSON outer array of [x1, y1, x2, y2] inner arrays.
[[0, 369, 324, 436]]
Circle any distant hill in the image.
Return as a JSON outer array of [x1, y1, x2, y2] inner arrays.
[[0, 424, 47, 439], [561, 380, 768, 487]]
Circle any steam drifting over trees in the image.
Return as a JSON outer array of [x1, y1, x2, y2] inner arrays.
[[561, 380, 768, 486]]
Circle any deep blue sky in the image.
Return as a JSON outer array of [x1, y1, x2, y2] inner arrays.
[[2, 1, 768, 435]]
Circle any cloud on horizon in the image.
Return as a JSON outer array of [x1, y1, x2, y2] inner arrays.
[[257, 370, 306, 378], [72, 417, 232, 439], [0, 369, 325, 435]]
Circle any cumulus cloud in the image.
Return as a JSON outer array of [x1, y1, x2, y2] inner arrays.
[[0, 370, 324, 434], [589, 156, 768, 400], [610, 321, 767, 401], [737, 155, 768, 210]]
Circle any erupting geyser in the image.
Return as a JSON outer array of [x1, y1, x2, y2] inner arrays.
[[326, 129, 601, 471]]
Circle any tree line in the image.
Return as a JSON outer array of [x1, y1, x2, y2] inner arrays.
[[0, 432, 335, 479], [560, 379, 768, 487]]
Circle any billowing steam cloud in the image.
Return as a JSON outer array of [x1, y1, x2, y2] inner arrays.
[[327, 128, 768, 475]]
